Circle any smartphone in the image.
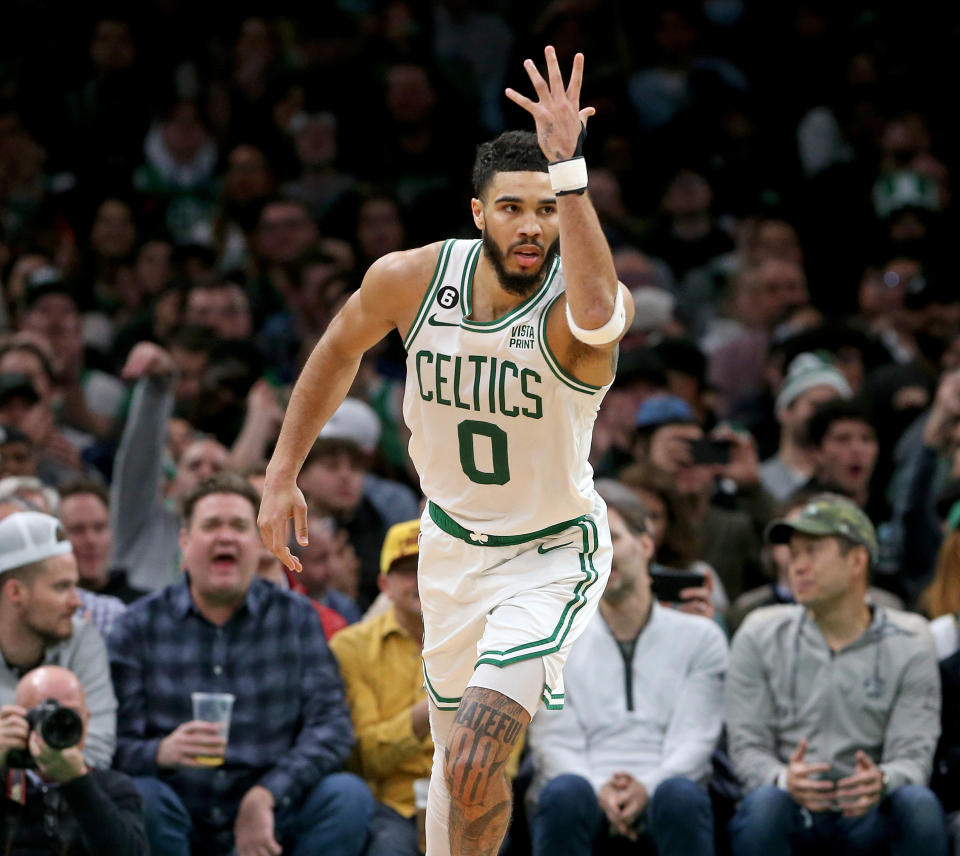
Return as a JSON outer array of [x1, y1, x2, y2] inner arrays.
[[649, 565, 707, 601], [685, 437, 733, 465]]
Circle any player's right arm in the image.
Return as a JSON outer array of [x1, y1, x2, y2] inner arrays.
[[259, 243, 441, 570]]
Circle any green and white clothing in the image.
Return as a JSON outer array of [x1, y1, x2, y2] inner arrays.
[[403, 238, 613, 711]]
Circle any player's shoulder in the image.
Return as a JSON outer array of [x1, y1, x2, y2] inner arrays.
[[365, 241, 447, 286]]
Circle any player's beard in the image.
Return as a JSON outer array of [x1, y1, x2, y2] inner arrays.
[[482, 230, 559, 296]]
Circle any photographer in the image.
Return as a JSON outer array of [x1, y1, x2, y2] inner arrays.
[[0, 511, 117, 769], [0, 665, 146, 855]]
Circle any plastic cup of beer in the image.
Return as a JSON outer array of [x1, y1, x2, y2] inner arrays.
[[191, 692, 235, 767]]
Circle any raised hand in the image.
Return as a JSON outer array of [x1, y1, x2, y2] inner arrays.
[[505, 45, 596, 163], [122, 341, 177, 381]]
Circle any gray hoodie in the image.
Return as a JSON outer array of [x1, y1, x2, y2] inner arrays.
[[725, 603, 940, 794]]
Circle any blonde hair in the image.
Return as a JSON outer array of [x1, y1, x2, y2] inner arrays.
[[922, 530, 960, 618]]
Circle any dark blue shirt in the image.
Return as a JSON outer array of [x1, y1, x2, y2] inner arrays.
[[107, 576, 354, 831]]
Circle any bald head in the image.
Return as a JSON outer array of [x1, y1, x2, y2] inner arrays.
[[15, 665, 87, 715]]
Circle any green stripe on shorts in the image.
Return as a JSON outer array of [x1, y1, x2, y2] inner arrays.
[[474, 517, 601, 667], [428, 501, 586, 547]]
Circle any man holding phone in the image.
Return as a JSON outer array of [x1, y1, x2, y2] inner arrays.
[[725, 494, 947, 856], [526, 483, 728, 856], [631, 394, 765, 599]]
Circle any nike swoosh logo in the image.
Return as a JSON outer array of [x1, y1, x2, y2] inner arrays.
[[538, 541, 572, 554], [428, 314, 460, 327]]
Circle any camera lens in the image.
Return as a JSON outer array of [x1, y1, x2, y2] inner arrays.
[[38, 705, 83, 750]]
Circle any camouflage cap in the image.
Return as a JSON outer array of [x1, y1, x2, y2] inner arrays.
[[765, 494, 878, 563]]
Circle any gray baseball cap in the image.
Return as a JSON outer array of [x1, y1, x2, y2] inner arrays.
[[0, 511, 72, 573]]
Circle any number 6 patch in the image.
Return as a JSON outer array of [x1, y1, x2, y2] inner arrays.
[[437, 286, 459, 309]]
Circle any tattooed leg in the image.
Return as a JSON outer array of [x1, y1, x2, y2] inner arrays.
[[444, 686, 530, 855]]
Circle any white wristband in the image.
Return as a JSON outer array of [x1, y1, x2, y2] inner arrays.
[[548, 157, 588, 195], [565, 284, 627, 346]]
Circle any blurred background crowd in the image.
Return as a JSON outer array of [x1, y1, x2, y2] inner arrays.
[[3, 1, 960, 854]]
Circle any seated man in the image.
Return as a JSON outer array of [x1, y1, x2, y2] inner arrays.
[[631, 394, 765, 600], [760, 352, 852, 502], [299, 397, 420, 610], [527, 486, 728, 856], [107, 472, 374, 856], [0, 490, 128, 641], [330, 519, 433, 856], [728, 491, 902, 634], [726, 494, 947, 856], [294, 515, 363, 624], [58, 479, 147, 603], [800, 398, 880, 520], [0, 510, 117, 769], [0, 665, 146, 854]]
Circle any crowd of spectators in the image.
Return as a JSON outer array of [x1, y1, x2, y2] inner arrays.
[[2, 1, 960, 854]]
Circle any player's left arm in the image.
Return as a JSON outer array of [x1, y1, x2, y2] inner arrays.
[[507, 46, 634, 386]]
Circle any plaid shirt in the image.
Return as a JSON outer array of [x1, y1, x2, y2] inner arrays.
[[79, 588, 127, 639], [107, 576, 354, 832]]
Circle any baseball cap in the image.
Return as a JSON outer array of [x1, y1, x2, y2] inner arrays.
[[0, 511, 72, 574], [873, 171, 939, 220], [631, 288, 676, 332], [775, 352, 852, 413], [21, 267, 76, 311], [319, 398, 381, 455], [380, 519, 420, 574], [765, 495, 878, 563], [634, 394, 695, 431], [0, 374, 40, 407]]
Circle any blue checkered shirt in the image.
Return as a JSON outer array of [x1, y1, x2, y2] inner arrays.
[[106, 577, 354, 830], [78, 589, 126, 639]]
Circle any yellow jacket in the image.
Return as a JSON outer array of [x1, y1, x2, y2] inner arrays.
[[330, 608, 432, 817]]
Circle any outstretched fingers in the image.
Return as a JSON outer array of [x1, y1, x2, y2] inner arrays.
[[565, 51, 585, 100], [504, 86, 535, 115], [544, 45, 565, 94], [523, 57, 551, 101]]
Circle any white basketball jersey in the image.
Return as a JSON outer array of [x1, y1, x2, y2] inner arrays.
[[402, 238, 610, 537]]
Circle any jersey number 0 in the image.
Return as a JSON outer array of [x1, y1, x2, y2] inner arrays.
[[457, 420, 511, 485]]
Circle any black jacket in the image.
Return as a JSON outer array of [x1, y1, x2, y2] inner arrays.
[[1, 767, 147, 855]]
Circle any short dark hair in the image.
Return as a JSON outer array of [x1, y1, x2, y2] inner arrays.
[[57, 479, 109, 509], [304, 437, 367, 468], [472, 131, 548, 199], [180, 472, 260, 524], [806, 397, 876, 449]]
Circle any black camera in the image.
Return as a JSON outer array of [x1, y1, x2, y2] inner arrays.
[[6, 698, 83, 769]]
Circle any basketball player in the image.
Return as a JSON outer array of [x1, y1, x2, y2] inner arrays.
[[259, 47, 633, 855]]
